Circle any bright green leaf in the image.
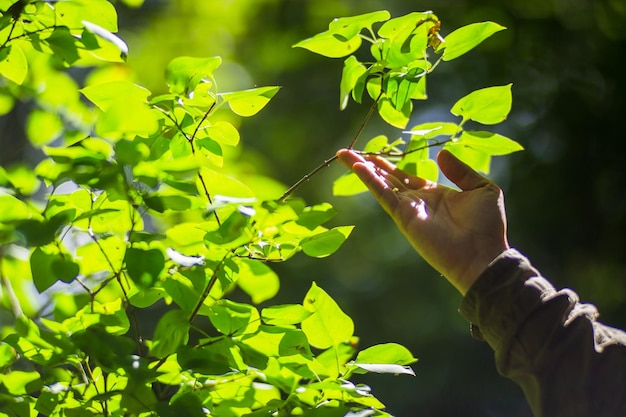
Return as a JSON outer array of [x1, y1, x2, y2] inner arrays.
[[235, 258, 280, 304], [293, 30, 362, 58], [80, 81, 151, 111], [0, 194, 37, 223], [0, 370, 42, 395], [377, 97, 411, 128], [26, 110, 63, 146], [441, 21, 506, 61], [208, 300, 260, 336], [261, 304, 312, 326], [165, 56, 222, 95], [444, 143, 492, 174], [329, 10, 390, 40], [301, 226, 354, 258], [301, 282, 354, 349], [0, 44, 28, 85], [332, 172, 368, 196], [339, 56, 367, 110], [456, 131, 524, 155], [55, 0, 118, 32], [354, 343, 417, 365], [450, 84, 512, 125], [206, 121, 240, 146], [221, 86, 280, 117]]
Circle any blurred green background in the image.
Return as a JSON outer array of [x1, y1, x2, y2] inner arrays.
[[4, 0, 626, 415]]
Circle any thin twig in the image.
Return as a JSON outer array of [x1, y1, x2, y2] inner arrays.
[[279, 91, 383, 201], [188, 256, 227, 323], [348, 89, 383, 149], [278, 154, 338, 202]]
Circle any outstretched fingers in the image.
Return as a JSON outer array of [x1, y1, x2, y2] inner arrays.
[[336, 149, 400, 211], [437, 150, 492, 191]]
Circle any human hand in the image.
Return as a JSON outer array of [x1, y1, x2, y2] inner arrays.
[[336, 149, 509, 295]]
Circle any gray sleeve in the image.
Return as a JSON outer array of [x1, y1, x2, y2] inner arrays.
[[459, 249, 626, 417]]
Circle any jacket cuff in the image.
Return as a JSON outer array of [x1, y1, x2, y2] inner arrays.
[[459, 248, 557, 350]]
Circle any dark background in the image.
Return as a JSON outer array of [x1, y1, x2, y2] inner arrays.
[[4, 0, 626, 415]]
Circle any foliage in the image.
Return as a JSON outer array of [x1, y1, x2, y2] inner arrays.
[[293, 10, 522, 196], [0, 3, 520, 417]]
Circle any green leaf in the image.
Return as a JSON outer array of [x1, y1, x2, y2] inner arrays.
[[55, 0, 118, 32], [206, 121, 240, 146], [81, 81, 151, 111], [0, 370, 42, 395], [96, 99, 161, 139], [235, 258, 280, 304], [177, 340, 237, 375], [261, 304, 312, 326], [456, 131, 524, 155], [124, 247, 165, 289], [329, 10, 390, 40], [296, 203, 336, 230], [354, 343, 417, 365], [441, 22, 506, 61], [150, 309, 190, 358], [221, 86, 280, 117], [30, 246, 79, 292], [0, 194, 38, 223], [332, 172, 368, 197], [444, 143, 492, 174], [46, 26, 80, 64], [165, 56, 222, 95], [301, 282, 354, 349], [377, 97, 411, 128], [208, 300, 260, 336], [450, 84, 512, 125], [204, 210, 250, 245], [26, 110, 63, 145], [0, 44, 28, 85], [293, 30, 362, 58], [156, 392, 206, 417], [339, 56, 367, 110], [301, 226, 354, 258]]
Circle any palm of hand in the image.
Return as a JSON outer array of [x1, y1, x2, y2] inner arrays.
[[337, 149, 509, 294]]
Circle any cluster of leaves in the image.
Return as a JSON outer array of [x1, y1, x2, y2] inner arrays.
[[0, 3, 422, 417], [293, 10, 523, 196]]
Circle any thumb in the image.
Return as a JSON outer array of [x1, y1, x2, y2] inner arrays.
[[437, 150, 491, 191]]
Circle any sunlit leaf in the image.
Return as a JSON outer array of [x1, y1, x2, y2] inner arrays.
[[333, 172, 368, 196], [444, 143, 492, 174], [30, 246, 79, 292], [55, 0, 118, 32], [456, 131, 524, 155], [329, 10, 390, 40], [293, 30, 362, 58], [208, 300, 260, 336], [301, 226, 353, 258], [235, 258, 279, 304], [80, 81, 151, 111], [221, 86, 280, 117], [261, 304, 312, 326], [340, 56, 367, 110], [0, 44, 28, 85], [354, 343, 417, 366], [450, 84, 512, 125], [165, 56, 222, 95], [377, 97, 411, 128], [26, 110, 63, 145], [301, 282, 354, 349], [440, 22, 506, 61]]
